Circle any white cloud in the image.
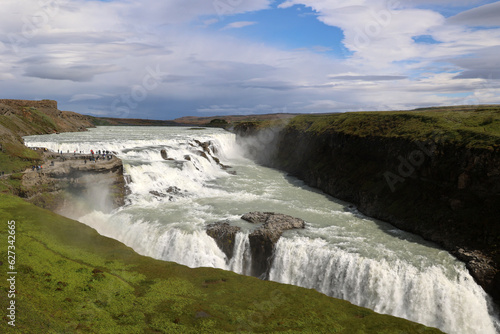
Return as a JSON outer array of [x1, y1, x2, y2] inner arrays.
[[330, 74, 407, 81], [0, 0, 498, 118], [202, 18, 219, 27], [279, 0, 446, 68], [24, 64, 122, 82], [273, 1, 500, 103], [222, 21, 258, 30]]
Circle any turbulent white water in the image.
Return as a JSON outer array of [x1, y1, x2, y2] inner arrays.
[[24, 126, 499, 334]]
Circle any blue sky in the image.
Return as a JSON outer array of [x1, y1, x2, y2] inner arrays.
[[0, 0, 499, 119], [206, 4, 347, 57]]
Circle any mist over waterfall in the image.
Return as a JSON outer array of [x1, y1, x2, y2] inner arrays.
[[24, 126, 500, 334]]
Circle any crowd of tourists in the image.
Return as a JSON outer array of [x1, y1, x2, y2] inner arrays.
[[0, 149, 115, 176]]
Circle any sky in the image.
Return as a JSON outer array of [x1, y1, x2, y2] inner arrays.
[[0, 0, 499, 120]]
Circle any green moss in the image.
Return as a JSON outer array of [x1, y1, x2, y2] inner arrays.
[[0, 194, 442, 333], [285, 105, 500, 149]]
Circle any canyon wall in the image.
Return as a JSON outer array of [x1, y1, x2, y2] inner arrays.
[[234, 111, 500, 302]]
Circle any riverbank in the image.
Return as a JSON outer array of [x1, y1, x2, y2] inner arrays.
[[233, 105, 500, 304]]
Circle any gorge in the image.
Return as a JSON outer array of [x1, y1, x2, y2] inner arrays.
[[232, 109, 500, 305], [2, 99, 499, 333], [23, 124, 500, 334]]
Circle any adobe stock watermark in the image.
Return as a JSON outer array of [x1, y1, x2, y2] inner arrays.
[[111, 65, 166, 118], [4, 0, 65, 55], [352, 0, 400, 50], [213, 0, 244, 18], [384, 132, 446, 192]]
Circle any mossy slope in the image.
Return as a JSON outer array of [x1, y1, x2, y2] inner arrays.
[[0, 194, 442, 333], [286, 105, 500, 149]]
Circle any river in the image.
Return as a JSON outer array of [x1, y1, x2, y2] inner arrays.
[[24, 126, 499, 334]]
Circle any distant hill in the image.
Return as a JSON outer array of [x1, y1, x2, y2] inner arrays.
[[174, 113, 299, 126], [88, 113, 299, 128], [89, 116, 178, 127]]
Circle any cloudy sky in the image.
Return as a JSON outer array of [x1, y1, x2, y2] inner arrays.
[[0, 0, 499, 119]]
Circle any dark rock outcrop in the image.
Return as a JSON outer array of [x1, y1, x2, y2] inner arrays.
[[167, 186, 182, 195], [192, 139, 232, 170], [194, 139, 212, 153], [205, 212, 306, 279], [150, 186, 184, 201], [150, 190, 168, 198], [456, 249, 500, 300], [245, 212, 305, 279], [206, 221, 241, 260], [160, 149, 175, 160]]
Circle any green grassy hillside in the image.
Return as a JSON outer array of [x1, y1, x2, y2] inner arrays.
[[287, 105, 500, 150], [0, 194, 441, 333]]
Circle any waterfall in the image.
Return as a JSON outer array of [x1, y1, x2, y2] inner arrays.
[[228, 232, 252, 275], [24, 126, 500, 334], [79, 211, 229, 269], [269, 236, 499, 334]]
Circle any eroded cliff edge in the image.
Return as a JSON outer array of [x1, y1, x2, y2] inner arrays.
[[0, 99, 125, 212], [234, 107, 500, 303], [21, 152, 126, 214]]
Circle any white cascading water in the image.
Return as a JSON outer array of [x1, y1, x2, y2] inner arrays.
[[270, 236, 496, 334], [228, 232, 252, 275], [24, 126, 500, 334]]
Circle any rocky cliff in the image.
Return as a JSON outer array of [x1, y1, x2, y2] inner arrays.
[[0, 99, 124, 213], [234, 107, 500, 303], [0, 99, 94, 143], [20, 152, 125, 214]]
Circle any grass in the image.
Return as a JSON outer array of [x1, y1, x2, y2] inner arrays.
[[0, 194, 443, 333], [286, 105, 500, 149], [0, 151, 37, 175], [0, 142, 41, 196], [0, 107, 57, 138]]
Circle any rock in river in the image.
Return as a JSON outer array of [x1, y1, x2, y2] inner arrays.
[[206, 221, 241, 260], [206, 212, 306, 279], [245, 212, 305, 279]]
